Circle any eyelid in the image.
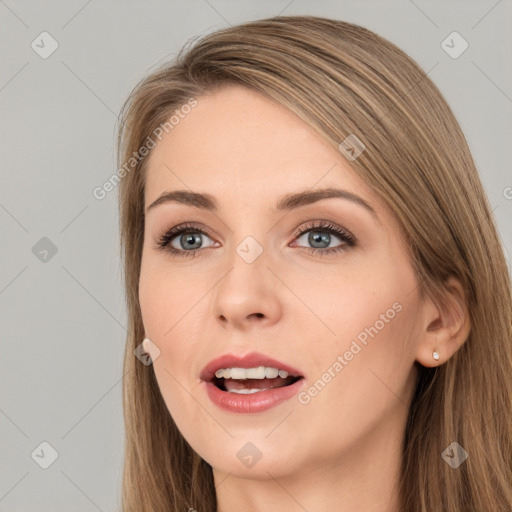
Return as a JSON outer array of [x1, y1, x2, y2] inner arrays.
[[155, 222, 216, 249], [155, 219, 357, 259], [292, 220, 355, 240]]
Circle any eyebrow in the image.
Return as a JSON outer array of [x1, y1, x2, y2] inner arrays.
[[145, 187, 378, 219]]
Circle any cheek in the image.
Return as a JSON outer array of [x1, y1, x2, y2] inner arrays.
[[294, 254, 420, 384], [326, 278, 419, 386], [293, 294, 420, 455], [139, 258, 209, 339], [139, 265, 211, 436]]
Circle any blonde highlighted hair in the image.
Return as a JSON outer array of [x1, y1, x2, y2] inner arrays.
[[116, 15, 512, 511]]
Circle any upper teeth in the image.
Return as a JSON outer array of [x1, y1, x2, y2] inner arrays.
[[215, 366, 289, 379]]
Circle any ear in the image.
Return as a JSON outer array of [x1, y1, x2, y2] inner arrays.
[[415, 276, 471, 367]]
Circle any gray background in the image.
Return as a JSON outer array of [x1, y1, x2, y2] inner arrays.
[[1, 1, 511, 510]]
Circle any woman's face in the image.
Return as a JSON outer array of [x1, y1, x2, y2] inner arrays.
[[139, 84, 425, 480]]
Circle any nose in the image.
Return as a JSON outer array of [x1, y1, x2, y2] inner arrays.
[[212, 246, 283, 331]]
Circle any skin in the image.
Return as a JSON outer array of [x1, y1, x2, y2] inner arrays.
[[138, 84, 470, 512]]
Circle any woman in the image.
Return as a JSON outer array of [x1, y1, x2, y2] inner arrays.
[[116, 15, 512, 512]]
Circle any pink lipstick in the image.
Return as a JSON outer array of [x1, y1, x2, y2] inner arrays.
[[200, 352, 305, 413]]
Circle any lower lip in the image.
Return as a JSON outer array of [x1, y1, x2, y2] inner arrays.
[[203, 378, 304, 413]]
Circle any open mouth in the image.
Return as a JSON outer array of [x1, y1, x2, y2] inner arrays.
[[211, 367, 303, 394], [202, 357, 305, 412]]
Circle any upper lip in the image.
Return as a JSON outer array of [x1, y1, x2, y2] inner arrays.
[[200, 351, 304, 382]]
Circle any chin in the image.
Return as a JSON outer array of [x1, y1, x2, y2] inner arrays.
[[196, 438, 301, 480]]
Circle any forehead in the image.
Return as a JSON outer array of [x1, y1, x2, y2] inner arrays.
[[144, 85, 379, 211]]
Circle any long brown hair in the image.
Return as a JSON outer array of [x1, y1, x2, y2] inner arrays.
[[116, 15, 512, 511]]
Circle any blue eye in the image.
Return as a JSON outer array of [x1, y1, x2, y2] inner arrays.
[[156, 223, 216, 258], [156, 220, 356, 258], [292, 221, 355, 255]]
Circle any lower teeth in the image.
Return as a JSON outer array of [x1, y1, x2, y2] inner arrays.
[[227, 388, 269, 394]]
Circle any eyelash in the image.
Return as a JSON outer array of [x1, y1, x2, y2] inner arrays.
[[155, 220, 356, 259]]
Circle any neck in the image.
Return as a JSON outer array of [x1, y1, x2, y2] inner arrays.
[[213, 418, 404, 512]]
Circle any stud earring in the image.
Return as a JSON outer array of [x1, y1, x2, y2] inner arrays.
[[432, 351, 440, 361]]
